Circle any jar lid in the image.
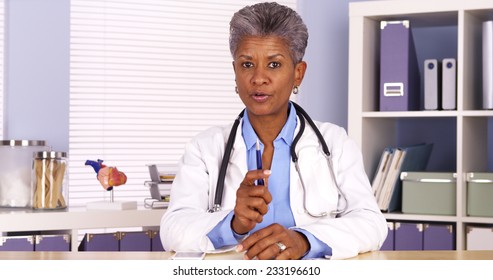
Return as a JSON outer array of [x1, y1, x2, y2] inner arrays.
[[34, 151, 67, 159], [1, 140, 46, 146]]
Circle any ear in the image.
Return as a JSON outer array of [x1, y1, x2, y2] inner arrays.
[[232, 61, 236, 74], [294, 61, 307, 86]]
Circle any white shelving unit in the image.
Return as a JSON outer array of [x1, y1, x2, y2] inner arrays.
[[348, 0, 493, 250], [0, 208, 166, 251]]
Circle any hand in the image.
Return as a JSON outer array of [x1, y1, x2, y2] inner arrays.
[[237, 224, 310, 260], [231, 169, 272, 235]]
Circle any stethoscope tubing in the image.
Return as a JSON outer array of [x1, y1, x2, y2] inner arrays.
[[210, 102, 348, 216]]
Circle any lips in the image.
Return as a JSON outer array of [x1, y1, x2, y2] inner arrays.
[[251, 92, 270, 103]]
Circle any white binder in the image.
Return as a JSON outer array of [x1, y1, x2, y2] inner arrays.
[[442, 58, 456, 110], [483, 21, 493, 109]]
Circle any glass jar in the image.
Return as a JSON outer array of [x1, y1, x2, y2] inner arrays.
[[0, 140, 48, 208], [32, 151, 68, 210]]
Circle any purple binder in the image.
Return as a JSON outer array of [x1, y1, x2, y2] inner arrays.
[[119, 231, 151, 251], [78, 233, 119, 251], [0, 236, 35, 251], [423, 223, 455, 250], [35, 234, 71, 251], [380, 222, 395, 251], [150, 230, 165, 251], [394, 222, 423, 250], [380, 20, 420, 111]]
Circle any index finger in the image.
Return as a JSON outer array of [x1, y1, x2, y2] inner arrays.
[[242, 169, 271, 186], [237, 226, 273, 252]]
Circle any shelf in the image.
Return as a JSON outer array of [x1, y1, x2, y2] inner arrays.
[[383, 213, 458, 223], [0, 207, 166, 251], [348, 0, 493, 251]]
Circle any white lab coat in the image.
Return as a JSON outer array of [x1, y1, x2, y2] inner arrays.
[[160, 115, 388, 259]]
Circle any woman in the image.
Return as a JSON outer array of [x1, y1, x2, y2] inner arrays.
[[160, 2, 387, 260]]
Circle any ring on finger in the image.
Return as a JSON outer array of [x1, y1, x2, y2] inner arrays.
[[276, 242, 287, 252]]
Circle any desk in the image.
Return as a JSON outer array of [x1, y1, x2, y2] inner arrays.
[[0, 250, 492, 260], [348, 250, 493, 260], [0, 208, 166, 251]]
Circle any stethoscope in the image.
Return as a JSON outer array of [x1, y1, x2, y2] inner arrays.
[[209, 101, 348, 218]]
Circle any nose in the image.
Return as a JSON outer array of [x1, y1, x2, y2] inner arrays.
[[251, 67, 269, 85]]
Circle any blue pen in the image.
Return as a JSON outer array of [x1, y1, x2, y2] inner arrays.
[[256, 139, 265, 186]]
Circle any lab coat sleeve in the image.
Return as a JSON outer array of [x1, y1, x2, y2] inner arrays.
[[293, 125, 388, 260], [159, 128, 232, 252]]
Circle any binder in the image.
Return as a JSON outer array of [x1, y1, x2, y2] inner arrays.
[[378, 148, 404, 211], [380, 20, 420, 111], [442, 58, 456, 110], [378, 143, 434, 212], [424, 59, 441, 110], [423, 223, 455, 250], [483, 21, 493, 109], [371, 147, 394, 200]]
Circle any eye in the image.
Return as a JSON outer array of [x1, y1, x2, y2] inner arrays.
[[241, 62, 254, 68], [268, 61, 281, 68]]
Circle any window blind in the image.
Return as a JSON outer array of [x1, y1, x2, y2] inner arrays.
[[69, 0, 297, 207]]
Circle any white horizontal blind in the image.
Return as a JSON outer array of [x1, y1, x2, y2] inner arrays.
[[0, 0, 4, 139], [69, 0, 297, 207]]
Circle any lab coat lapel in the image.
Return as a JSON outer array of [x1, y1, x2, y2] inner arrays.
[[221, 119, 247, 210]]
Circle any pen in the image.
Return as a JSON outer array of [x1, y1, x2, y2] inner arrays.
[[256, 139, 265, 186]]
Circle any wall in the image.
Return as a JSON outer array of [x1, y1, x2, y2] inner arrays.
[[4, 0, 361, 151], [5, 0, 69, 152]]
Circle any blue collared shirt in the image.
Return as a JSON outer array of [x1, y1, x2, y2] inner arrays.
[[207, 102, 332, 258]]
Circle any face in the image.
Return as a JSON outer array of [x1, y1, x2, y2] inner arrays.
[[233, 36, 306, 120]]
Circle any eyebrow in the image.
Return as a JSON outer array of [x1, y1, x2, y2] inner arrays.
[[237, 53, 286, 60]]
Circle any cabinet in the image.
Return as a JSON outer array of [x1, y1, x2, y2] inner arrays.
[[0, 208, 165, 251], [348, 0, 493, 250]]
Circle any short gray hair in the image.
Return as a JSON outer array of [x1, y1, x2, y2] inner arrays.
[[229, 2, 308, 64]]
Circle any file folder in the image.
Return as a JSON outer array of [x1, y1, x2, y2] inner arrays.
[[380, 20, 420, 111], [78, 233, 119, 251], [119, 231, 151, 251], [394, 222, 423, 250], [423, 223, 455, 250], [466, 225, 493, 250], [34, 234, 70, 251], [150, 230, 165, 251], [380, 222, 395, 251], [0, 235, 35, 251]]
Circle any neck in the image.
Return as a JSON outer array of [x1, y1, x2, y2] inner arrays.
[[248, 106, 289, 144]]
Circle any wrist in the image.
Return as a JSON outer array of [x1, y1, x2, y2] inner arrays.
[[231, 215, 249, 235], [294, 230, 310, 259]]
